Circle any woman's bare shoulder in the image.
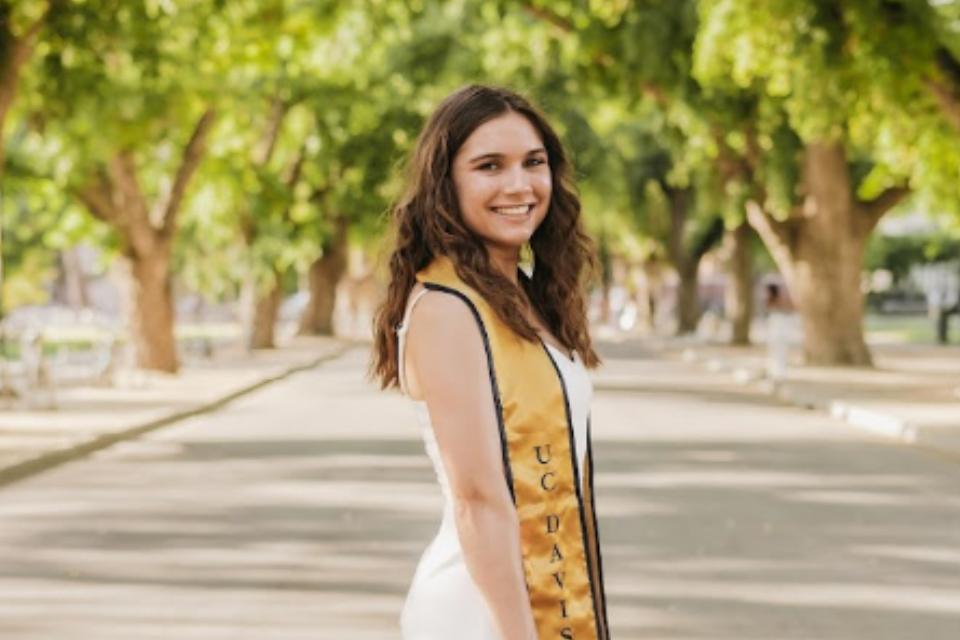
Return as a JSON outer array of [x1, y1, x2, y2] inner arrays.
[[403, 285, 484, 400], [407, 285, 480, 341]]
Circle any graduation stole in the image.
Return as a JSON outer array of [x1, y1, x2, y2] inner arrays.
[[417, 255, 610, 640]]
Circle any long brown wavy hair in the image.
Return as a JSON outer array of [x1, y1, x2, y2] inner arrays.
[[370, 84, 600, 390]]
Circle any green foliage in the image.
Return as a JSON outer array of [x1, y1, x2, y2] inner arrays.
[[3, 0, 960, 320], [1, 123, 111, 311], [865, 232, 960, 283], [693, 0, 960, 217]]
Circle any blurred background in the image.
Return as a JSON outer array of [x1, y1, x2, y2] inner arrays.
[[1, 2, 960, 639], [0, 0, 958, 385]]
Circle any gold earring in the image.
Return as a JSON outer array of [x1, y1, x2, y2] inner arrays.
[[519, 242, 534, 272]]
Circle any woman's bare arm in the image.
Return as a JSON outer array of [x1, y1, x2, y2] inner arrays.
[[406, 291, 537, 640]]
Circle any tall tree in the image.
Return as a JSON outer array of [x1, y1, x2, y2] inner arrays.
[[0, 0, 50, 178], [692, 0, 960, 365], [521, 0, 757, 337], [15, 1, 241, 371], [0, 0, 52, 378]]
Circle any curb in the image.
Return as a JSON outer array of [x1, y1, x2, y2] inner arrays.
[[683, 352, 932, 451], [0, 343, 356, 489], [765, 378, 918, 442]]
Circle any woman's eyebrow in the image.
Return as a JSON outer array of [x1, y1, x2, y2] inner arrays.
[[467, 147, 547, 163], [467, 152, 503, 163]]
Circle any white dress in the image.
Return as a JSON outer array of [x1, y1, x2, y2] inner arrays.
[[396, 288, 594, 639]]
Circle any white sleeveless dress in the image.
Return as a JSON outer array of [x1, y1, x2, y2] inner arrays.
[[396, 288, 594, 639]]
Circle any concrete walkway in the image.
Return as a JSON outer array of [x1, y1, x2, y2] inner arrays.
[[0, 336, 354, 487], [2, 344, 958, 639], [599, 335, 960, 459], [3, 330, 956, 489]]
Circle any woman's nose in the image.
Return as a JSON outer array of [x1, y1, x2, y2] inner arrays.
[[502, 165, 532, 194]]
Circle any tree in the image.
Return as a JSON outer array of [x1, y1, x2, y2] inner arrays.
[[0, 0, 53, 380], [0, 0, 50, 178], [14, 1, 242, 372], [691, 0, 960, 365], [519, 1, 764, 339], [195, 1, 349, 348]]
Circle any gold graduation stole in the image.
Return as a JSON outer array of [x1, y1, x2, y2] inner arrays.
[[417, 255, 610, 639]]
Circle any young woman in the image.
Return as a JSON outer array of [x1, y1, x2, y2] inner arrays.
[[371, 85, 610, 640]]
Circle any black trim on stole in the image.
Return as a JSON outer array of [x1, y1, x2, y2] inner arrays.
[[587, 415, 611, 639], [420, 283, 515, 502], [539, 338, 603, 637]]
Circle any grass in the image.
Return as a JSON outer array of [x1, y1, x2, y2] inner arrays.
[[864, 313, 939, 344], [0, 322, 244, 360]]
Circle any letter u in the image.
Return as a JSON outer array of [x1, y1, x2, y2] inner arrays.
[[534, 444, 552, 464]]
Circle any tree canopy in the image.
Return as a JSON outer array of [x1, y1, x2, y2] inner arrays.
[[2, 0, 959, 369]]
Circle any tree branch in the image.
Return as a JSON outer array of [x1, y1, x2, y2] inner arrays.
[[283, 145, 306, 188], [691, 216, 725, 263], [928, 46, 960, 133], [256, 98, 287, 167], [106, 151, 156, 256], [745, 199, 798, 266], [928, 79, 960, 132], [108, 151, 150, 221], [73, 173, 116, 226], [520, 2, 614, 68], [158, 107, 217, 238], [0, 0, 53, 152], [23, 0, 55, 41], [857, 185, 911, 235], [641, 82, 669, 108], [714, 129, 754, 186], [279, 145, 307, 225], [520, 2, 574, 33]]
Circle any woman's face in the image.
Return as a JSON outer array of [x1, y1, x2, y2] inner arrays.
[[451, 111, 552, 255]]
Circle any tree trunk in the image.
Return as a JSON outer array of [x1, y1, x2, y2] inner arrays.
[[59, 248, 90, 310], [248, 270, 283, 350], [789, 227, 872, 365], [638, 259, 662, 331], [746, 141, 909, 366], [663, 187, 699, 335], [785, 142, 871, 365], [73, 110, 216, 374], [129, 251, 178, 372], [676, 263, 700, 334], [663, 186, 724, 336], [598, 234, 612, 324], [0, 8, 47, 372], [0, 7, 49, 179], [298, 218, 348, 336], [235, 97, 297, 351], [724, 222, 753, 345]]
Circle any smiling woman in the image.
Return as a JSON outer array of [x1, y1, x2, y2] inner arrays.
[[370, 85, 609, 640], [453, 112, 552, 263]]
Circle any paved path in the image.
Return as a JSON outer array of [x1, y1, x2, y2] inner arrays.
[[1, 345, 958, 639], [592, 343, 960, 639], [0, 336, 351, 485], [637, 337, 960, 456]]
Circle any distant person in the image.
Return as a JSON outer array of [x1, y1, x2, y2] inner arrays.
[[371, 85, 610, 639], [765, 282, 792, 380]]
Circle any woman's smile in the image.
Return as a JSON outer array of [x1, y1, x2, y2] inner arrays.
[[491, 203, 535, 217], [452, 111, 552, 260]]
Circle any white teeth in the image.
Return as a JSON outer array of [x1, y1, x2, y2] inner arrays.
[[493, 205, 532, 216]]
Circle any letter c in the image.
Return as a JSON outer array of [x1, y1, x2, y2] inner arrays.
[[540, 471, 556, 491]]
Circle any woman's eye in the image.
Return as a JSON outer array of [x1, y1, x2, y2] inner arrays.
[[526, 157, 546, 167], [478, 162, 499, 171]]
